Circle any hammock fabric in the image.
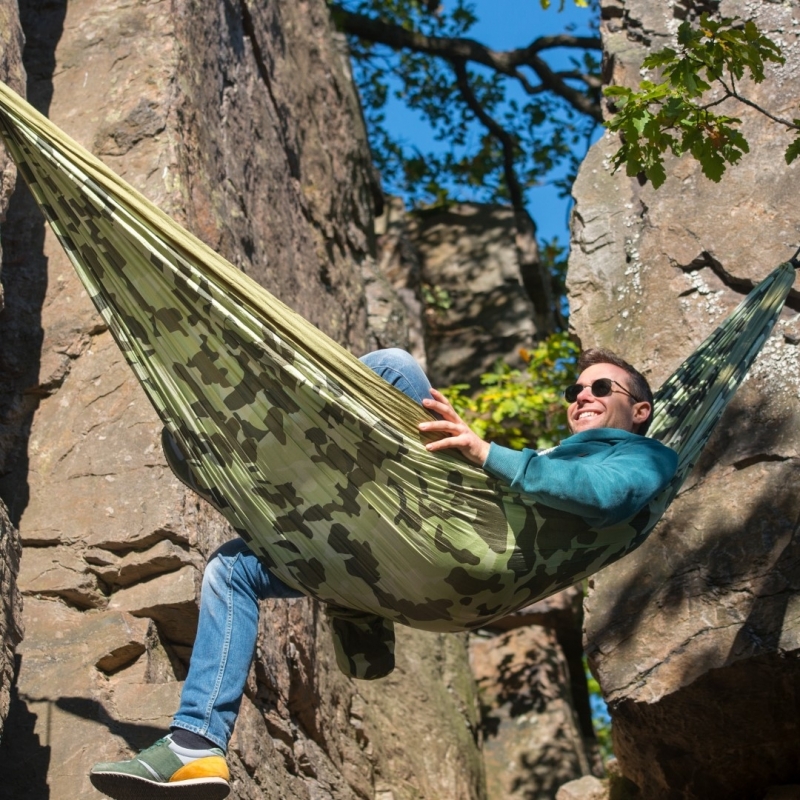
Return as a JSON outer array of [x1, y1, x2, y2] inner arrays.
[[0, 81, 796, 679]]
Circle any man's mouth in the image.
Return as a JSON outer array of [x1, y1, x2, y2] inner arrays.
[[577, 410, 600, 420]]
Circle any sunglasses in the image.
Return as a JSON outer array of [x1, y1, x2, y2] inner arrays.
[[564, 378, 637, 404]]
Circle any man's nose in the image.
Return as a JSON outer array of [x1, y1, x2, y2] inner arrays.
[[576, 384, 594, 401]]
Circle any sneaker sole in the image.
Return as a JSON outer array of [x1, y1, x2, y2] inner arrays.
[[90, 772, 230, 800]]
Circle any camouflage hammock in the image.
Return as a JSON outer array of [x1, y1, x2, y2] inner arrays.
[[0, 81, 796, 679]]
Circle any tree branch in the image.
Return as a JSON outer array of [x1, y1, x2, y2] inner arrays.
[[525, 34, 604, 53], [697, 94, 731, 112], [556, 70, 603, 90], [331, 4, 602, 122], [718, 76, 800, 131], [452, 60, 523, 209], [453, 59, 557, 334]]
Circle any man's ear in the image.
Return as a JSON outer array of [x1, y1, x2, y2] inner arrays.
[[632, 401, 652, 427]]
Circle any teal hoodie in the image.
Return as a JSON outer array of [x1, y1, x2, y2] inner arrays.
[[482, 429, 678, 529]]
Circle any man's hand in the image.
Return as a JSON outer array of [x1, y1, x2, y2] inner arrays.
[[419, 389, 490, 466]]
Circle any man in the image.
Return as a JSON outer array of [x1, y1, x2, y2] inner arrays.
[[423, 347, 673, 529], [90, 347, 677, 800]]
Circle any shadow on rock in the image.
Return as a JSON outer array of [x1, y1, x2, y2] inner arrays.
[[32, 695, 168, 753], [0, 656, 50, 800], [0, 0, 68, 524]]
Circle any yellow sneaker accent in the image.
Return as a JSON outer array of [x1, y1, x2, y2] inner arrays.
[[170, 755, 230, 783]]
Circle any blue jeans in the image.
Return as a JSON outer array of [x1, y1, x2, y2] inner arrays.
[[172, 349, 434, 749]]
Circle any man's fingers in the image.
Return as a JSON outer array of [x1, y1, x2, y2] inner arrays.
[[418, 390, 490, 466], [422, 395, 460, 420], [423, 403, 457, 420], [423, 431, 489, 465], [424, 433, 470, 451], [418, 419, 466, 436]]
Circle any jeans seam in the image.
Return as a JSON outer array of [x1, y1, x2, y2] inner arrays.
[[200, 553, 236, 734]]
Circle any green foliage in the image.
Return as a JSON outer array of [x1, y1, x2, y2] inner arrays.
[[585, 661, 613, 760], [604, 14, 788, 188], [443, 332, 579, 450], [420, 282, 453, 311], [339, 0, 600, 208], [786, 124, 800, 165], [540, 0, 588, 9]]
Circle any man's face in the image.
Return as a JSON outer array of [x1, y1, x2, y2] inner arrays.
[[566, 363, 651, 435]]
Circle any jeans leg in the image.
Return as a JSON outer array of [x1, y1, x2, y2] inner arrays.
[[172, 539, 302, 750], [360, 348, 435, 406]]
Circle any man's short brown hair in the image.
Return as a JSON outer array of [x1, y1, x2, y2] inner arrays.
[[577, 348, 655, 435]]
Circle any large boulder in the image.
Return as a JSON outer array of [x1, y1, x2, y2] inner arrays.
[[376, 200, 539, 386], [0, 0, 484, 797], [569, 1, 800, 797]]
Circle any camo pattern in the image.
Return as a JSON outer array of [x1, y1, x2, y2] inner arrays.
[[0, 81, 795, 678]]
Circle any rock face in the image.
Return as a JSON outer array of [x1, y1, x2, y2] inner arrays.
[[0, 1, 484, 797], [375, 200, 539, 386], [471, 598, 597, 800], [375, 199, 539, 388], [555, 775, 607, 800], [408, 203, 538, 389], [569, 1, 800, 797], [0, 501, 22, 743], [0, 0, 25, 743]]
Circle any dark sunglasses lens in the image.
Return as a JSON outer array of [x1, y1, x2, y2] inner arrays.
[[564, 378, 614, 403], [591, 379, 613, 397]]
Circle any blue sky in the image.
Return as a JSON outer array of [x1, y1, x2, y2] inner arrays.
[[376, 0, 601, 246]]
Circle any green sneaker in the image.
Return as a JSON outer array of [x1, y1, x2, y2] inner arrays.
[[89, 734, 230, 799]]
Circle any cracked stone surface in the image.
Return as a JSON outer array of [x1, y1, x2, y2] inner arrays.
[[0, 500, 23, 741], [407, 203, 537, 389], [555, 775, 608, 800], [569, 1, 800, 797], [373, 199, 539, 390]]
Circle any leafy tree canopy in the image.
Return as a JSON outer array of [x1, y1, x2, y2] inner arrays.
[[330, 0, 601, 212], [329, 0, 602, 333], [332, 3, 796, 230], [331, 3, 795, 338]]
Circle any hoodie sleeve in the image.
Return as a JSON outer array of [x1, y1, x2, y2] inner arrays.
[[482, 436, 678, 528]]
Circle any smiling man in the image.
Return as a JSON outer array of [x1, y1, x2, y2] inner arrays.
[[420, 347, 678, 529]]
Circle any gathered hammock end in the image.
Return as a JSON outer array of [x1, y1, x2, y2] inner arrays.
[[0, 79, 796, 679]]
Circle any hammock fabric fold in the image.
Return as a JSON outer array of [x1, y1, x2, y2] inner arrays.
[[0, 81, 795, 679]]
